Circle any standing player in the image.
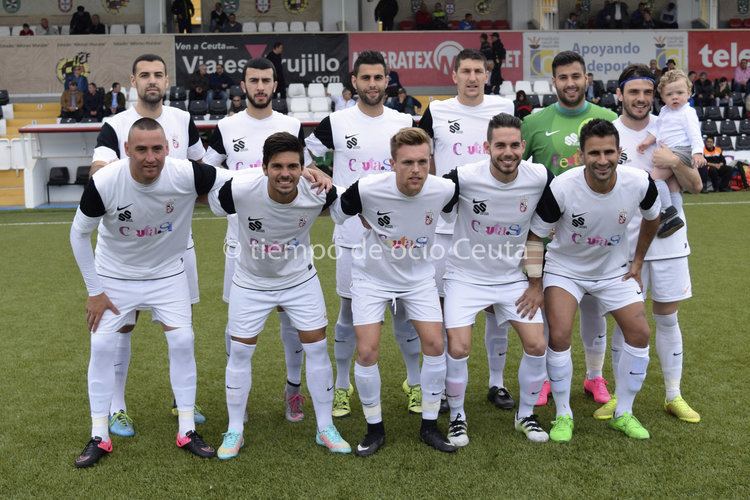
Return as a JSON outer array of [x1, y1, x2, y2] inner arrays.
[[593, 64, 701, 423], [442, 114, 551, 446], [521, 51, 618, 406], [331, 128, 457, 456], [418, 49, 516, 410], [202, 58, 311, 423], [71, 119, 224, 467], [209, 132, 350, 459], [531, 119, 660, 442], [89, 54, 208, 436], [305, 51, 422, 417]]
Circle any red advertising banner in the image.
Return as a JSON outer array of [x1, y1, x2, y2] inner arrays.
[[689, 30, 750, 80], [349, 31, 522, 86]]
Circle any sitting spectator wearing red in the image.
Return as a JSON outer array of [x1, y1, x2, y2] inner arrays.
[[221, 13, 241, 32], [90, 14, 106, 34], [209, 2, 228, 32], [209, 63, 234, 101], [83, 82, 104, 121], [458, 13, 475, 30], [694, 72, 714, 107], [61, 81, 84, 121], [701, 137, 732, 192], [19, 23, 34, 36], [104, 82, 126, 116], [432, 2, 448, 29], [38, 17, 54, 35], [415, 1, 432, 29], [70, 5, 92, 34], [733, 58, 750, 92], [514, 90, 532, 118]]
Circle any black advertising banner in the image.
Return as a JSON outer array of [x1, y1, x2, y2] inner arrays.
[[174, 34, 349, 88]]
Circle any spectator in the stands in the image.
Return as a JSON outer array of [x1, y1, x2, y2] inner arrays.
[[514, 90, 532, 119], [387, 87, 422, 115], [415, 2, 432, 30], [605, 1, 629, 28], [19, 23, 34, 36], [486, 59, 502, 94], [104, 82, 126, 116], [649, 59, 662, 80], [171, 0, 194, 33], [431, 2, 448, 29], [60, 81, 83, 121], [662, 58, 677, 75], [595, 1, 611, 28], [630, 2, 646, 27], [209, 2, 228, 32], [375, 0, 398, 31], [659, 2, 678, 28], [70, 5, 92, 34], [701, 137, 732, 192], [641, 9, 656, 29], [266, 42, 286, 98], [221, 13, 242, 32], [90, 14, 106, 34], [585, 72, 604, 104], [228, 95, 246, 116], [386, 70, 401, 97], [209, 63, 234, 101], [83, 82, 103, 121], [490, 32, 506, 81], [64, 65, 88, 91], [189, 63, 210, 102], [715, 77, 732, 107], [479, 33, 493, 59], [564, 12, 578, 29], [694, 72, 715, 106], [39, 18, 54, 35], [459, 13, 475, 30], [332, 87, 357, 111], [733, 58, 750, 92]]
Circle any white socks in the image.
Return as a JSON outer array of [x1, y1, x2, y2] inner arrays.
[[421, 353, 447, 420], [226, 340, 256, 433], [279, 311, 303, 386], [445, 353, 468, 421], [301, 338, 334, 431], [88, 331, 117, 439], [485, 313, 509, 388], [614, 342, 649, 418], [611, 324, 625, 376], [518, 352, 546, 419], [546, 347, 573, 418], [355, 362, 382, 424], [655, 313, 683, 401], [334, 298, 356, 390], [110, 331, 131, 415], [579, 294, 607, 380], [656, 179, 672, 209], [165, 327, 197, 436], [392, 302, 421, 387]]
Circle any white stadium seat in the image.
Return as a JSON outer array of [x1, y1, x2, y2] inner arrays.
[[498, 81, 514, 96], [287, 83, 306, 98], [2, 104, 14, 119], [514, 80, 533, 95], [242, 21, 257, 32], [60, 25, 69, 35], [288, 97, 309, 113], [125, 24, 141, 34], [0, 118, 6, 137], [305, 21, 321, 32], [127, 87, 138, 101], [289, 21, 304, 32], [109, 24, 125, 34], [532, 80, 551, 95], [11, 25, 23, 36], [309, 97, 330, 112], [257, 22, 273, 32], [312, 111, 329, 121], [291, 112, 313, 121], [307, 83, 326, 98], [273, 21, 289, 32], [326, 82, 344, 96], [0, 26, 10, 36]]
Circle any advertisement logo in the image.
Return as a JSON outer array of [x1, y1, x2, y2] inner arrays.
[[433, 40, 464, 76], [528, 37, 555, 78], [56, 52, 90, 84], [654, 36, 684, 70]]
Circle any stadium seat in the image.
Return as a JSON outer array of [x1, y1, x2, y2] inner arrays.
[[127, 87, 138, 101], [0, 90, 8, 106], [528, 94, 541, 108], [289, 97, 309, 113], [258, 21, 273, 32], [60, 117, 77, 124], [729, 18, 743, 28], [493, 19, 510, 30], [542, 94, 558, 106], [327, 82, 344, 96], [74, 166, 89, 186], [242, 21, 257, 32], [188, 100, 208, 119], [170, 100, 187, 111], [736, 134, 750, 150], [274, 21, 289, 32], [312, 111, 329, 121], [287, 83, 306, 98], [731, 91, 744, 106], [272, 98, 288, 114], [109, 24, 125, 34], [0, 118, 5, 136], [605, 80, 618, 94], [532, 81, 550, 95], [169, 86, 187, 101], [739, 119, 750, 135], [309, 97, 330, 112], [515, 81, 532, 94], [60, 25, 69, 35], [704, 106, 722, 120], [289, 21, 304, 32], [398, 20, 415, 30], [600, 93, 617, 110], [720, 119, 738, 136], [477, 20, 493, 30], [80, 116, 98, 123], [209, 99, 228, 116], [716, 135, 733, 151], [229, 85, 243, 98], [694, 106, 704, 120], [496, 81, 512, 97], [726, 106, 742, 121], [47, 167, 70, 203], [290, 112, 313, 121], [701, 119, 718, 136], [305, 21, 321, 32], [307, 83, 326, 98], [0, 26, 9, 36], [11, 25, 23, 36], [126, 24, 141, 34]]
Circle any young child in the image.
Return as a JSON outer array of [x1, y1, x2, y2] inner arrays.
[[637, 69, 706, 237]]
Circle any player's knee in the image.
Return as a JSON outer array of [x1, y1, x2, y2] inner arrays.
[[523, 336, 547, 357], [357, 345, 379, 365], [421, 335, 444, 356], [447, 340, 470, 359], [626, 326, 650, 348], [547, 327, 572, 350]]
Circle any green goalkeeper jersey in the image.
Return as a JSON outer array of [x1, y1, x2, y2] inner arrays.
[[521, 101, 617, 176]]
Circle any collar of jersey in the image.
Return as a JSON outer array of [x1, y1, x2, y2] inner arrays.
[[553, 100, 590, 116]]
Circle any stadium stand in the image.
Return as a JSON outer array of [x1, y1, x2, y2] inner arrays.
[[242, 21, 257, 32]]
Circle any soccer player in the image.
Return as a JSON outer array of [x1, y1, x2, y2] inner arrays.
[[531, 119, 660, 442], [209, 132, 350, 459], [71, 118, 225, 467], [305, 50, 422, 417], [203, 57, 313, 423], [331, 127, 457, 456], [521, 51, 618, 406], [442, 113, 551, 446], [89, 54, 207, 436], [418, 49, 516, 411], [592, 64, 701, 423]]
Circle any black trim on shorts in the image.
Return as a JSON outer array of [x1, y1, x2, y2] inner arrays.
[[231, 271, 318, 292], [543, 270, 629, 282], [97, 269, 186, 281]]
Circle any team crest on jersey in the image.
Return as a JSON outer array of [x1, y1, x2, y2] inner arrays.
[[256, 0, 270, 13], [172, 136, 179, 149], [298, 216, 308, 228], [618, 209, 627, 224], [424, 211, 434, 225], [519, 197, 528, 213], [166, 199, 175, 214], [59, 0, 72, 12]]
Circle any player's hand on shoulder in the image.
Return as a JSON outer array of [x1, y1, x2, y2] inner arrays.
[[86, 292, 120, 332], [516, 279, 543, 319], [304, 165, 333, 194]]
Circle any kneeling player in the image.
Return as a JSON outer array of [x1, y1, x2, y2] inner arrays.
[[442, 114, 551, 445], [331, 128, 457, 456], [531, 119, 660, 442], [70, 118, 223, 467], [209, 132, 350, 459]]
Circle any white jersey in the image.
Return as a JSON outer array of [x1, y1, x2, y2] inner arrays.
[[305, 105, 414, 248], [530, 166, 660, 281], [443, 159, 553, 285], [210, 174, 338, 291], [418, 95, 514, 235], [649, 103, 704, 155], [71, 157, 227, 280], [615, 116, 690, 260], [202, 110, 305, 170], [331, 172, 456, 291], [92, 106, 206, 163]]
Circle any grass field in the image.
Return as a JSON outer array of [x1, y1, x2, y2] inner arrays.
[[1, 193, 749, 498]]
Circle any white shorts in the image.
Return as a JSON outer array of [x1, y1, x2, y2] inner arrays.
[[335, 245, 354, 299], [183, 246, 199, 304], [432, 233, 452, 297], [350, 279, 443, 326], [223, 214, 240, 303], [543, 273, 644, 313], [96, 273, 192, 333], [227, 275, 328, 339], [642, 257, 692, 303], [443, 279, 543, 329]]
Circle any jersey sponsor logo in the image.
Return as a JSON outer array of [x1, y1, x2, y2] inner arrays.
[[618, 151, 628, 164], [116, 203, 133, 211], [249, 236, 301, 255], [118, 210, 133, 222], [563, 132, 578, 146], [380, 234, 430, 249], [618, 209, 627, 224], [470, 220, 523, 236], [348, 157, 392, 172], [519, 197, 528, 213], [376, 211, 392, 228], [452, 141, 486, 156], [571, 212, 587, 228], [545, 130, 560, 136], [472, 199, 487, 214], [345, 134, 359, 149], [424, 211, 434, 225], [232, 137, 247, 152], [119, 222, 174, 238], [448, 119, 462, 134], [571, 232, 622, 247], [247, 217, 265, 232], [232, 159, 263, 170], [166, 199, 175, 214]]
